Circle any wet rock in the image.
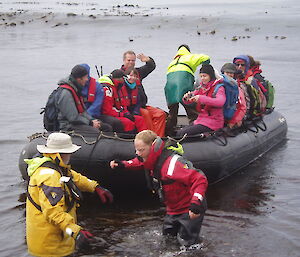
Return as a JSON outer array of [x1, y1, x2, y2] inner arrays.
[[209, 30, 216, 35], [64, 23, 68, 26], [89, 15, 96, 19], [20, 21, 25, 25], [245, 28, 250, 32], [197, 31, 201, 35], [275, 35, 278, 39], [281, 36, 287, 39], [52, 22, 62, 27], [129, 37, 133, 42], [40, 15, 47, 19], [67, 13, 77, 17], [231, 36, 238, 41], [265, 36, 269, 40]]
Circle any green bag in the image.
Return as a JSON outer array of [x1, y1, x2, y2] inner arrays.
[[265, 80, 275, 109]]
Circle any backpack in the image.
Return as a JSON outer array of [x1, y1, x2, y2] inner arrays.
[[212, 75, 239, 121], [265, 80, 275, 109], [40, 88, 62, 132]]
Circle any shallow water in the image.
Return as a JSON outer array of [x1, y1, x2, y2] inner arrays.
[[1, 0, 300, 256]]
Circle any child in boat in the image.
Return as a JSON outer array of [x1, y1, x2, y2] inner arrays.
[[176, 64, 226, 137], [110, 130, 208, 247]]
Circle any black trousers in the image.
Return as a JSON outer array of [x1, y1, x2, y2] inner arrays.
[[71, 123, 112, 134], [99, 115, 124, 133], [162, 200, 207, 246], [165, 103, 198, 136], [176, 124, 213, 137]]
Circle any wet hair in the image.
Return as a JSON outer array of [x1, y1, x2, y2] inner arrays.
[[248, 55, 261, 68], [178, 44, 190, 52], [124, 67, 139, 77], [135, 130, 157, 145], [123, 50, 136, 60]]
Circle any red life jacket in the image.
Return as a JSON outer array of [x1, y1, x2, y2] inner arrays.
[[59, 84, 85, 113], [87, 77, 96, 103], [113, 82, 139, 110]]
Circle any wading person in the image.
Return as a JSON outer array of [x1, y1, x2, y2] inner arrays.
[[110, 130, 208, 247], [164, 45, 210, 136], [25, 132, 113, 257]]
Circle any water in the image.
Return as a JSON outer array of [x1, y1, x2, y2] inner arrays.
[[1, 0, 300, 256]]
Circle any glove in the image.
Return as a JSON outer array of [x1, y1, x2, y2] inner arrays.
[[124, 112, 135, 122], [112, 159, 125, 170], [76, 230, 93, 249], [189, 202, 206, 215], [95, 186, 113, 204]]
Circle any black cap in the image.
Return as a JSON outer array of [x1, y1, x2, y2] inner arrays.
[[110, 69, 125, 79], [71, 65, 88, 79], [199, 64, 216, 80]]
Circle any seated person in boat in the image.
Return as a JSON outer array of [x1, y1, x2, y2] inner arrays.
[[176, 64, 226, 137], [110, 130, 208, 248], [220, 63, 246, 128], [79, 64, 124, 133], [233, 55, 267, 118], [25, 132, 113, 257], [120, 50, 166, 137], [56, 65, 112, 133], [99, 69, 147, 134]]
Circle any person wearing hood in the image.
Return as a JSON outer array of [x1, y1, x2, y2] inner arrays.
[[80, 64, 124, 133], [110, 130, 208, 248], [56, 65, 111, 133], [25, 132, 113, 257], [165, 45, 211, 136], [177, 64, 226, 137]]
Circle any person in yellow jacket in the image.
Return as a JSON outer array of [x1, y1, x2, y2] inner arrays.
[[25, 132, 113, 257], [164, 44, 210, 136]]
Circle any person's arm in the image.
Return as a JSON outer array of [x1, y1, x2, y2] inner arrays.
[[102, 87, 124, 117], [57, 90, 92, 125], [189, 54, 210, 69], [70, 170, 98, 192], [110, 157, 144, 171], [136, 54, 156, 80], [195, 85, 226, 107]]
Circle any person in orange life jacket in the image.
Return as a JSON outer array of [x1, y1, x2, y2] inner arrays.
[[177, 64, 226, 137], [80, 64, 124, 133], [56, 65, 111, 133], [220, 63, 246, 128], [121, 51, 167, 137], [25, 132, 113, 257], [110, 130, 208, 247], [100, 69, 138, 133]]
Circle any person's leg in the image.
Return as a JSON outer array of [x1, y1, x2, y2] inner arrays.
[[139, 107, 153, 131], [71, 124, 99, 134], [165, 103, 179, 136], [162, 214, 180, 237], [176, 124, 213, 137], [99, 122, 113, 132], [99, 115, 124, 133], [133, 115, 148, 132], [182, 102, 198, 124], [146, 106, 167, 137], [116, 117, 135, 132], [177, 199, 207, 246]]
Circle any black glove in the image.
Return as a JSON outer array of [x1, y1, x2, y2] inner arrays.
[[189, 202, 206, 215], [76, 230, 93, 249], [124, 112, 135, 122], [112, 159, 125, 170]]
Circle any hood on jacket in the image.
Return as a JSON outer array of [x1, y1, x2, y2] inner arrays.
[[233, 55, 250, 73], [25, 156, 52, 177], [174, 45, 191, 58], [57, 76, 82, 93], [143, 137, 165, 171]]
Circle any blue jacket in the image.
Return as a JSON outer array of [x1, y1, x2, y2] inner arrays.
[[80, 64, 104, 118]]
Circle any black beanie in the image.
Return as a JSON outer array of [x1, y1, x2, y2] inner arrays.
[[199, 64, 216, 81], [110, 69, 125, 79], [71, 65, 88, 79]]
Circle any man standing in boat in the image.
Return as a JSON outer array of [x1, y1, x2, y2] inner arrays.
[[110, 130, 208, 248], [25, 132, 113, 257], [164, 45, 210, 136], [120, 51, 167, 137]]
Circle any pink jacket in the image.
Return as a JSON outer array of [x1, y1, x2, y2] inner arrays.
[[183, 79, 226, 130]]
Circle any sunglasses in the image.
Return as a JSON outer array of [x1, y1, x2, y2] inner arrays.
[[235, 63, 245, 67]]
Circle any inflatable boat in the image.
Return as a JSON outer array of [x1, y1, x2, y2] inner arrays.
[[18, 110, 287, 187]]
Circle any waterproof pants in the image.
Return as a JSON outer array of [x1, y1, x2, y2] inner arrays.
[[133, 115, 148, 132], [99, 115, 124, 133], [165, 103, 198, 136], [176, 124, 213, 137], [162, 211, 205, 247], [140, 106, 167, 137], [116, 116, 147, 132]]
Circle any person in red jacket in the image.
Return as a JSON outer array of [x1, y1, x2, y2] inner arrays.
[[110, 130, 208, 247], [100, 69, 146, 133]]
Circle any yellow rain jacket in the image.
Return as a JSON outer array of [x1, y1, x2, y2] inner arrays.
[[165, 46, 210, 105], [25, 154, 98, 257]]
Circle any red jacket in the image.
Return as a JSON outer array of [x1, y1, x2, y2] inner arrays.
[[122, 141, 208, 215]]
